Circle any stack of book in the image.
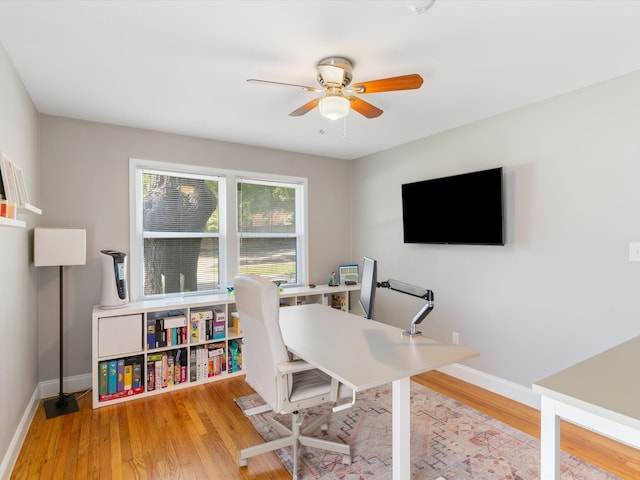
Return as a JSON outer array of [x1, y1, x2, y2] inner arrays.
[[98, 355, 144, 401], [190, 343, 226, 381], [146, 348, 187, 391], [147, 315, 188, 349], [228, 339, 242, 373], [190, 309, 226, 343]]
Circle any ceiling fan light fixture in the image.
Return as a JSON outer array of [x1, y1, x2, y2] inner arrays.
[[319, 96, 350, 120]]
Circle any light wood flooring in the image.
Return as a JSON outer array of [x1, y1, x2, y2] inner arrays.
[[11, 371, 640, 479]]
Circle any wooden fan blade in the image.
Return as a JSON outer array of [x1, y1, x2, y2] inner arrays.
[[347, 96, 383, 119], [247, 79, 322, 93], [289, 98, 320, 117], [351, 74, 423, 94]]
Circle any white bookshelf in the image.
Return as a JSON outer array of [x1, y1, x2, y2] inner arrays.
[[92, 283, 359, 408]]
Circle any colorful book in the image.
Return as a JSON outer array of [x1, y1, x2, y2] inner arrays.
[[174, 349, 183, 385], [229, 340, 240, 373], [167, 354, 174, 386], [99, 361, 108, 396], [133, 360, 142, 389], [189, 348, 196, 382], [190, 318, 199, 343], [117, 358, 125, 392], [155, 318, 166, 348], [146, 320, 156, 349], [147, 362, 155, 391], [123, 362, 133, 390], [148, 354, 163, 391], [199, 317, 207, 342], [108, 359, 117, 394], [190, 310, 213, 343], [213, 309, 226, 339]]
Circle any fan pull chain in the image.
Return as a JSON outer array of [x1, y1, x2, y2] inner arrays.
[[342, 116, 348, 140]]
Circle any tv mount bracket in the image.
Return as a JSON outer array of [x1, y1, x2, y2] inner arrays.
[[377, 279, 434, 337]]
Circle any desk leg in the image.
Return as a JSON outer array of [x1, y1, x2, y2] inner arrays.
[[540, 396, 560, 480], [392, 377, 410, 480]]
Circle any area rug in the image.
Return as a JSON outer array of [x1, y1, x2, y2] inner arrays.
[[235, 381, 620, 480]]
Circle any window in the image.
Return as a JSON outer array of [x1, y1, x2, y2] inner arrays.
[[130, 159, 307, 300], [136, 168, 222, 297], [237, 179, 303, 284]]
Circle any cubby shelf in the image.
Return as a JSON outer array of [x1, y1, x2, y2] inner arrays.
[[92, 283, 359, 408]]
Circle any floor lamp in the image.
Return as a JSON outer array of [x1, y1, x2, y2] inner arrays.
[[34, 227, 86, 419]]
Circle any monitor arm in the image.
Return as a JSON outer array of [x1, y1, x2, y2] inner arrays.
[[377, 279, 434, 337]]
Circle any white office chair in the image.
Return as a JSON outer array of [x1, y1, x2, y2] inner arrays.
[[234, 274, 352, 479]]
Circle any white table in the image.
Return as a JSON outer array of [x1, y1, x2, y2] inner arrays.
[[279, 303, 478, 480], [533, 336, 640, 479]]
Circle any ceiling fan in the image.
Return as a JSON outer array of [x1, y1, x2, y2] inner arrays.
[[247, 56, 423, 120]]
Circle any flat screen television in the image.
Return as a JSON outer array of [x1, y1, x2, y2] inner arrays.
[[359, 256, 377, 319], [401, 167, 504, 245]]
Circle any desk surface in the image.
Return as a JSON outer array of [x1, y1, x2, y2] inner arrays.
[[533, 335, 640, 429], [279, 303, 478, 392]]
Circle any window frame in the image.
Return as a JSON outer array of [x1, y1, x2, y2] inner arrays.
[[236, 176, 306, 284], [129, 158, 308, 301]]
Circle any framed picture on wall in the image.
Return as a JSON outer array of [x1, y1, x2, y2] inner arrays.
[[0, 153, 18, 204], [338, 264, 359, 284], [12, 163, 30, 205]]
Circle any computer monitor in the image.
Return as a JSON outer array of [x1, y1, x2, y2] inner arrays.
[[359, 256, 377, 319]]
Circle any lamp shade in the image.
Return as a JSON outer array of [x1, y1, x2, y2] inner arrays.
[[34, 228, 86, 266], [319, 96, 350, 120]]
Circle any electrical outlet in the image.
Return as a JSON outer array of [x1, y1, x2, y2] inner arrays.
[[629, 242, 640, 262], [452, 331, 460, 345]]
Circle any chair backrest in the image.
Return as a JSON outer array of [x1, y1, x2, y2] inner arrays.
[[234, 274, 290, 409]]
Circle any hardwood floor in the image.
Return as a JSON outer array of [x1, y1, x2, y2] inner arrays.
[[11, 371, 640, 479]]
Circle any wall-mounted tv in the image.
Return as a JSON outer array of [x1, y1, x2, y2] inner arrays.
[[401, 167, 504, 245]]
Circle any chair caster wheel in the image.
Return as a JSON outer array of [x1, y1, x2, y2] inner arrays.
[[238, 458, 248, 467], [342, 455, 351, 465]]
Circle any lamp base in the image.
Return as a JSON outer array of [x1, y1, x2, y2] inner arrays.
[[44, 394, 79, 419]]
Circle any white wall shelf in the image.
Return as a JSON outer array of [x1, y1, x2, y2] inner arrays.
[[0, 216, 26, 228], [1, 202, 41, 227]]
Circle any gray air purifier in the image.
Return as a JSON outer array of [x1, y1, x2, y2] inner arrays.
[[99, 250, 129, 309]]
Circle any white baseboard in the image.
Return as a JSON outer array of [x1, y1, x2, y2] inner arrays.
[[437, 363, 541, 410], [0, 386, 39, 479], [39, 373, 92, 399], [0, 373, 93, 478]]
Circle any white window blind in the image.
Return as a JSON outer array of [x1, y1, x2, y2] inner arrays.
[[141, 169, 220, 297], [131, 158, 307, 300], [237, 179, 301, 285]]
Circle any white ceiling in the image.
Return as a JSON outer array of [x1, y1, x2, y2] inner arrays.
[[1, 1, 640, 160]]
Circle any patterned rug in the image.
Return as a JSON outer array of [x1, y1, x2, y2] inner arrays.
[[235, 381, 620, 480]]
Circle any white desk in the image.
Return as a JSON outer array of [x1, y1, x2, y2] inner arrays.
[[279, 303, 478, 480], [533, 336, 640, 479]]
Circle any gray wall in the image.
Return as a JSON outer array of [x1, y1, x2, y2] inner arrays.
[[37, 115, 352, 382], [351, 70, 640, 388], [0, 44, 39, 471]]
